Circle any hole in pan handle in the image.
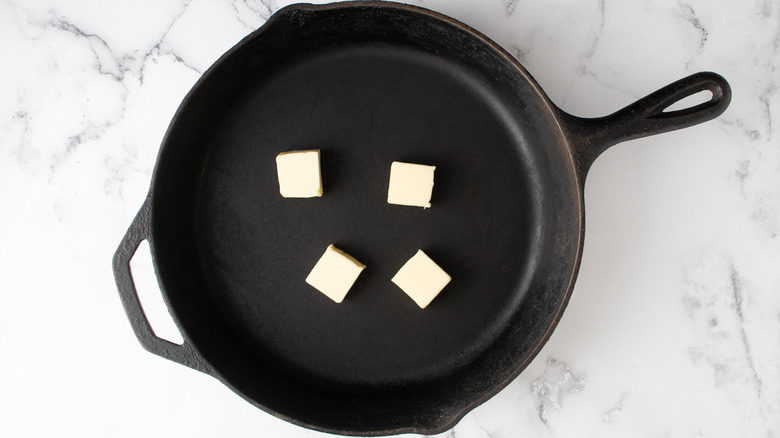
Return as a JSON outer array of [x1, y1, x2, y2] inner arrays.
[[112, 197, 212, 375], [558, 71, 732, 176]]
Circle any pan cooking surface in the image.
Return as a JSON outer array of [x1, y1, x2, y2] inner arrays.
[[194, 43, 544, 387]]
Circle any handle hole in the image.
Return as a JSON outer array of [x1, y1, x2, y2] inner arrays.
[[662, 89, 713, 112], [130, 240, 184, 345]]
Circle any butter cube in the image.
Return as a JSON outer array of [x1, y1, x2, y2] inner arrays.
[[387, 161, 435, 208], [391, 250, 451, 308], [275, 150, 323, 198], [306, 245, 366, 303]]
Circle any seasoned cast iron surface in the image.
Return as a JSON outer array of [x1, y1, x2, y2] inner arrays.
[[195, 44, 542, 387]]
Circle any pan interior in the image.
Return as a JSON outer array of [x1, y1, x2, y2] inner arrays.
[[192, 42, 545, 388]]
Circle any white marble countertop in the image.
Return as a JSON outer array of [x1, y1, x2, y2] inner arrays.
[[1, 0, 778, 436]]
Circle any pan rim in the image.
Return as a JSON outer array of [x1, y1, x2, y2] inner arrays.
[[146, 1, 586, 435]]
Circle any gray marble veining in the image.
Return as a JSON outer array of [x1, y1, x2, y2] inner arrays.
[[1, 0, 778, 436]]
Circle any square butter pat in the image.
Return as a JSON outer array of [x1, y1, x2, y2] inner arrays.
[[387, 161, 435, 208], [275, 150, 322, 198], [306, 245, 366, 303], [391, 250, 451, 309]]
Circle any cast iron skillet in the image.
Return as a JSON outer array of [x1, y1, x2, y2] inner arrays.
[[113, 1, 730, 435]]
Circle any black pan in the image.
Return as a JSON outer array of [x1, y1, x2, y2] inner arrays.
[[113, 2, 730, 435]]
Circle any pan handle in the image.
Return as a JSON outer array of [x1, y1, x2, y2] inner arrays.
[[559, 71, 731, 175], [113, 198, 211, 375]]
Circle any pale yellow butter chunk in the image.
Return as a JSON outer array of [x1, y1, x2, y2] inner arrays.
[[391, 250, 451, 309], [275, 150, 323, 198], [305, 245, 366, 303], [387, 161, 436, 208]]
